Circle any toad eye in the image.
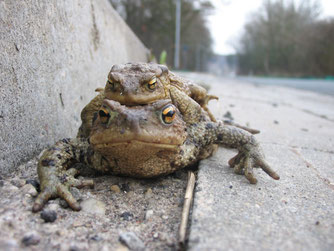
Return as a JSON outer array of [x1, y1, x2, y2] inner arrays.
[[98, 107, 110, 124], [107, 79, 117, 91], [146, 77, 157, 91], [161, 105, 176, 124]]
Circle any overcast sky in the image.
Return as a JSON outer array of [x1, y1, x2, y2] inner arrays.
[[208, 0, 334, 55]]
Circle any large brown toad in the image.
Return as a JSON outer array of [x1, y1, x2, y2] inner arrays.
[[78, 63, 258, 138], [33, 86, 279, 212]]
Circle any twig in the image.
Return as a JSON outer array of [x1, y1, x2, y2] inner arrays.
[[179, 171, 196, 246]]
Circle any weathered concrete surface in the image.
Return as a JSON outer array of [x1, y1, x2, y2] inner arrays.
[[182, 73, 334, 250], [0, 0, 148, 176]]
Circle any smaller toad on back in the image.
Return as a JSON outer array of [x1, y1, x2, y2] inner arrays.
[[105, 63, 215, 107]]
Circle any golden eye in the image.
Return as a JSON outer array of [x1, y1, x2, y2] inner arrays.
[[147, 77, 157, 91], [162, 105, 176, 124], [98, 107, 110, 124], [107, 79, 116, 91]]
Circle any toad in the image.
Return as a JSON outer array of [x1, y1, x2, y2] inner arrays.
[[33, 86, 279, 212], [78, 63, 259, 138]]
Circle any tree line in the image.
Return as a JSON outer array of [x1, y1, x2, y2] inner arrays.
[[109, 0, 213, 71], [237, 0, 334, 77]]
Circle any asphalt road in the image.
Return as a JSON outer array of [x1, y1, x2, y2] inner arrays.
[[238, 76, 334, 96]]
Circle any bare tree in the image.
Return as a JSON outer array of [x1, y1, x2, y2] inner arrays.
[[237, 0, 334, 77]]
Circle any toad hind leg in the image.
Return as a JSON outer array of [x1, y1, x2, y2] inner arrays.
[[32, 138, 96, 212]]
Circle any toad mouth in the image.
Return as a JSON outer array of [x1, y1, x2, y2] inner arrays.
[[91, 140, 180, 150]]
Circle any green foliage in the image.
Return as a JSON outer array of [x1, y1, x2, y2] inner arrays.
[[237, 0, 334, 77], [159, 50, 167, 65], [109, 0, 213, 71]]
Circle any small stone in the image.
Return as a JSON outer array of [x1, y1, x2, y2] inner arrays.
[[120, 183, 130, 192], [153, 232, 159, 239], [114, 243, 129, 251], [69, 245, 81, 251], [4, 184, 19, 193], [119, 232, 145, 251], [48, 203, 60, 211], [70, 187, 82, 201], [223, 111, 234, 120], [21, 184, 38, 197], [162, 215, 169, 220], [22, 232, 40, 246], [145, 188, 153, 198], [145, 209, 154, 220], [41, 209, 57, 223], [120, 212, 133, 221], [81, 198, 106, 215], [110, 185, 121, 193], [22, 194, 32, 207], [59, 199, 69, 208], [274, 120, 279, 124], [0, 239, 19, 250], [10, 178, 26, 188], [125, 191, 134, 197], [56, 229, 66, 236], [90, 235, 103, 241], [26, 179, 40, 192]]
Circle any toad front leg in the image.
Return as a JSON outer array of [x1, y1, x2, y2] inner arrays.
[[200, 122, 280, 184], [32, 138, 108, 212]]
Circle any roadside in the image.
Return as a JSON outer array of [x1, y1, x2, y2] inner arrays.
[[238, 76, 334, 96], [180, 72, 334, 250], [1, 72, 334, 250]]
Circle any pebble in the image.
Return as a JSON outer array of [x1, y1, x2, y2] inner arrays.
[[110, 185, 121, 193], [70, 187, 82, 201], [10, 178, 26, 188], [145, 209, 154, 220], [90, 234, 103, 241], [114, 243, 129, 251], [21, 184, 38, 197], [41, 209, 57, 223], [59, 199, 69, 208], [26, 179, 40, 191], [120, 183, 130, 192], [22, 194, 32, 207], [0, 239, 19, 250], [144, 188, 153, 198], [120, 212, 134, 221], [4, 184, 19, 193], [119, 232, 145, 251], [81, 198, 106, 215], [21, 232, 41, 246], [58, 187, 82, 208], [48, 203, 60, 211]]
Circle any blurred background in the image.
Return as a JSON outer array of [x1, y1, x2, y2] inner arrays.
[[109, 0, 334, 79]]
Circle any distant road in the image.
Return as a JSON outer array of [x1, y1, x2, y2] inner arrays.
[[237, 76, 334, 96]]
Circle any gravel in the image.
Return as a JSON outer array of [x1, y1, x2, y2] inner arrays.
[[0, 156, 188, 250]]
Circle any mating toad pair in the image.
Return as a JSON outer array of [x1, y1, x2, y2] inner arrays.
[[33, 63, 279, 212]]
